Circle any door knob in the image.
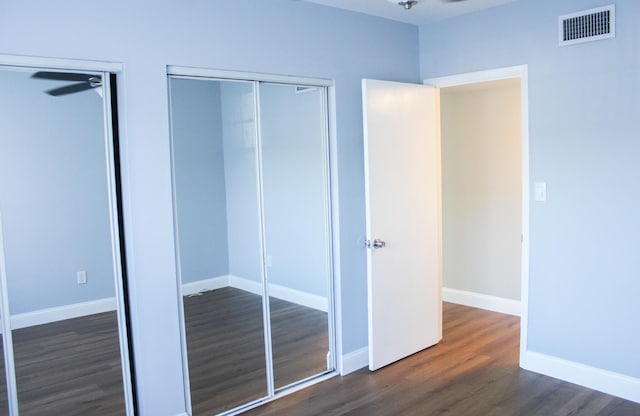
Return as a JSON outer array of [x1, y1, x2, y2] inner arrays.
[[366, 239, 386, 249]]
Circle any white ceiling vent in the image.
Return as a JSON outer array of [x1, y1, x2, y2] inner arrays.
[[559, 5, 615, 46]]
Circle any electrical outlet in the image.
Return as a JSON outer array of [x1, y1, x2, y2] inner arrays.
[[77, 271, 87, 284]]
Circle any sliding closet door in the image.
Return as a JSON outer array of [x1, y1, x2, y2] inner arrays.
[[170, 77, 269, 415], [0, 296, 8, 416], [258, 83, 333, 389], [0, 68, 130, 415]]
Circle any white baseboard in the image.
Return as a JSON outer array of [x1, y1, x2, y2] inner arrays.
[[228, 274, 263, 296], [182, 275, 229, 296], [9, 297, 117, 331], [522, 350, 640, 404], [4, 274, 328, 332], [340, 347, 368, 375], [268, 282, 328, 312], [229, 275, 328, 312], [443, 287, 520, 316]]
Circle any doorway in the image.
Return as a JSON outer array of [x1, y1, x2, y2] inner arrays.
[[440, 78, 522, 314], [362, 65, 529, 371], [425, 65, 530, 362]]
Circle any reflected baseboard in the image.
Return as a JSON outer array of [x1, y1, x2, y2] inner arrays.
[[183, 275, 328, 312], [3, 297, 117, 332], [182, 275, 230, 296], [4, 275, 328, 331]]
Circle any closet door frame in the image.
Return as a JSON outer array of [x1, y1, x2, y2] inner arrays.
[[0, 54, 135, 416], [167, 66, 340, 415]]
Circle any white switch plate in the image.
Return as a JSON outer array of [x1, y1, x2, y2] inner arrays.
[[535, 182, 547, 201], [77, 270, 87, 284], [267, 256, 273, 267]]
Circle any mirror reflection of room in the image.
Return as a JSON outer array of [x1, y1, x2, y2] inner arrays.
[[0, 68, 130, 416], [170, 76, 333, 415]]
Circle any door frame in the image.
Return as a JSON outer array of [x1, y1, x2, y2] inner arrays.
[[424, 64, 530, 365], [0, 54, 135, 415]]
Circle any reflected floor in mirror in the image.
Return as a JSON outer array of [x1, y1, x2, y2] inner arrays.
[[185, 287, 329, 416], [0, 312, 125, 416]]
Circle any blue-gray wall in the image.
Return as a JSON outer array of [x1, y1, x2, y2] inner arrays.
[[0, 69, 115, 315], [420, 0, 640, 379], [260, 84, 330, 297], [220, 81, 264, 284], [170, 78, 230, 283], [0, 2, 418, 412]]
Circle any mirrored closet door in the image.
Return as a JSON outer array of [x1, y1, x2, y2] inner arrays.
[[169, 72, 335, 415], [0, 66, 133, 416]]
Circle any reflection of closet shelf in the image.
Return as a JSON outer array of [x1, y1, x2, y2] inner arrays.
[[182, 275, 328, 312]]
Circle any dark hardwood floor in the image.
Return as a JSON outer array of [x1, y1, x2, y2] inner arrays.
[[1, 298, 637, 415], [185, 287, 329, 415], [0, 311, 126, 416], [244, 303, 640, 416], [0, 286, 330, 416]]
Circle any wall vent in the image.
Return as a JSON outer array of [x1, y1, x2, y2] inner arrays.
[[559, 5, 615, 46]]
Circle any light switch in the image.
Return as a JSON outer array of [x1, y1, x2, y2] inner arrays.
[[77, 270, 87, 284], [535, 182, 546, 202]]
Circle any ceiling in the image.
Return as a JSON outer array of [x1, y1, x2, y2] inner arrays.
[[301, 0, 519, 25]]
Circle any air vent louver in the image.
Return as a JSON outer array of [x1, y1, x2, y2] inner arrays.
[[559, 5, 615, 46]]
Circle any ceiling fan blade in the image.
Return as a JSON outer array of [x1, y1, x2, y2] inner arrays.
[[32, 71, 98, 82], [45, 82, 97, 96]]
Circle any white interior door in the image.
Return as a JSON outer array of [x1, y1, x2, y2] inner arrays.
[[362, 79, 442, 371]]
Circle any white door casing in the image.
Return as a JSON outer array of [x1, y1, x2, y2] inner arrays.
[[362, 79, 442, 371]]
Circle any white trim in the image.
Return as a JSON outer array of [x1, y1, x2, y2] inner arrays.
[[442, 287, 520, 316], [181, 275, 230, 296], [167, 66, 333, 87], [0, 212, 20, 414], [228, 274, 263, 295], [0, 53, 122, 72], [229, 275, 328, 312], [0, 274, 327, 332], [174, 413, 190, 416], [522, 350, 640, 404], [327, 84, 343, 374], [268, 283, 328, 312], [424, 64, 530, 370], [424, 65, 526, 89], [9, 298, 117, 331], [340, 347, 368, 376]]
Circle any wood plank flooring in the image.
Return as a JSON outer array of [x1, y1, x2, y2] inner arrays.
[[185, 287, 329, 415], [0, 311, 125, 416], [244, 303, 640, 416], [1, 298, 637, 415], [0, 287, 330, 416]]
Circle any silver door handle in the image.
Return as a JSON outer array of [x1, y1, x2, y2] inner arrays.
[[366, 239, 386, 249]]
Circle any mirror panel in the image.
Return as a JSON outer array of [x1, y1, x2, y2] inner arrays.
[[0, 69, 127, 415], [170, 77, 268, 415], [258, 83, 332, 389]]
